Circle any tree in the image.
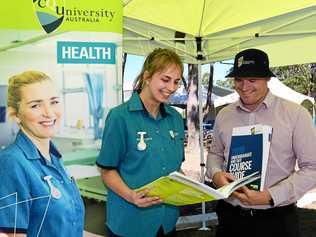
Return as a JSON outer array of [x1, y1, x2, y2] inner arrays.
[[215, 66, 234, 89], [201, 72, 210, 87], [203, 64, 215, 122], [186, 64, 199, 151], [216, 78, 234, 89], [272, 63, 316, 101], [122, 53, 127, 79]]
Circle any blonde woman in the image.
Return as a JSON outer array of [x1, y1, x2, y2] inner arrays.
[[0, 71, 84, 237], [97, 48, 185, 237]]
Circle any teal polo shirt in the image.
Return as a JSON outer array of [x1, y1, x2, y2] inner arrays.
[[0, 131, 84, 237], [97, 92, 184, 237]]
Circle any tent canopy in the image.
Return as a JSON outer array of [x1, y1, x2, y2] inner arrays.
[[124, 0, 316, 66], [214, 77, 315, 107]]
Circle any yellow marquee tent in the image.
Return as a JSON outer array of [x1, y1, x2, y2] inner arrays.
[[123, 1, 316, 227], [124, 0, 316, 67]]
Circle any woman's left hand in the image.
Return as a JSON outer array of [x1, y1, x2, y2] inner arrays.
[[130, 189, 163, 207]]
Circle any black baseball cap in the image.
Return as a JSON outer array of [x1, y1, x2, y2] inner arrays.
[[226, 48, 275, 78]]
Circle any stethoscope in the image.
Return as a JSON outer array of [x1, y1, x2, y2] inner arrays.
[[136, 130, 177, 151], [43, 175, 62, 199]]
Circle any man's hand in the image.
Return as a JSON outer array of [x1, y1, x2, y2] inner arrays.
[[233, 186, 272, 206], [129, 189, 163, 208], [212, 171, 235, 188]]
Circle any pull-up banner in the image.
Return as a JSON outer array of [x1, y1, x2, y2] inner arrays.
[[0, 6, 122, 235], [1, 1, 122, 33]]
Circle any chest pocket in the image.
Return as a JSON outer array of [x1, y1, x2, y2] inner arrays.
[[164, 130, 184, 160], [30, 160, 73, 216], [31, 176, 65, 216]]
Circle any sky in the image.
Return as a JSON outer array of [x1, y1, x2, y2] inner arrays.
[[123, 54, 233, 90]]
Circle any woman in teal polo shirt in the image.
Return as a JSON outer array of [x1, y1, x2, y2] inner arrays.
[[0, 71, 84, 237], [97, 48, 185, 237]]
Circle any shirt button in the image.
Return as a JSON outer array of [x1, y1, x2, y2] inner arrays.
[[72, 222, 76, 226], [60, 180, 64, 184], [156, 130, 159, 134], [162, 167, 166, 170]]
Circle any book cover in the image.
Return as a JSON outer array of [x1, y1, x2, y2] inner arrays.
[[226, 124, 272, 191], [135, 171, 260, 206]]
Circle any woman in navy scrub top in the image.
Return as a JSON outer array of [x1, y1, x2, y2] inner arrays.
[[97, 48, 185, 237], [0, 71, 84, 237]]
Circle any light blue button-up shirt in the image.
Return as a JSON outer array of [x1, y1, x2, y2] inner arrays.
[[0, 131, 84, 237], [97, 92, 185, 237]]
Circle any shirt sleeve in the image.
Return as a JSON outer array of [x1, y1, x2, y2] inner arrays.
[[96, 109, 127, 169], [0, 153, 31, 233], [206, 114, 226, 179], [269, 107, 316, 206]]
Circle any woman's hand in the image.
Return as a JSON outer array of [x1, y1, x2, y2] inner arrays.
[[100, 169, 162, 208], [129, 189, 162, 207]]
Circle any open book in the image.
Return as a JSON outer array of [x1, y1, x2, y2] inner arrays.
[[226, 124, 272, 191], [136, 171, 260, 206]]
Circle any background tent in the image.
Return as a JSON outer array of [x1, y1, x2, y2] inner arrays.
[[214, 77, 315, 108], [124, 0, 316, 67]]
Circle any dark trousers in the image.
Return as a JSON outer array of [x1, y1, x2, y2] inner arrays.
[[215, 200, 300, 237], [107, 226, 176, 237]]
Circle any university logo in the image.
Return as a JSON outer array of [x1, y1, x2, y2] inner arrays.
[[33, 0, 65, 34], [237, 56, 255, 68], [237, 56, 243, 68]]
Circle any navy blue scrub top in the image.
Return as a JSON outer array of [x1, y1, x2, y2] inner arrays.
[[0, 131, 84, 237], [97, 92, 185, 237]]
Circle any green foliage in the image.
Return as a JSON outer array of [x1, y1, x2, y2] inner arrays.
[[212, 64, 316, 98], [201, 73, 210, 87], [272, 64, 316, 97], [215, 78, 234, 89], [214, 65, 234, 89]]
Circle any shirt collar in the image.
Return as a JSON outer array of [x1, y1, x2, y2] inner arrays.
[[262, 91, 274, 108], [15, 130, 61, 160], [235, 90, 273, 112], [128, 92, 172, 118]]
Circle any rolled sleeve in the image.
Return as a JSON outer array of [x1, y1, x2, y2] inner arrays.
[[96, 109, 127, 169], [269, 107, 316, 206]]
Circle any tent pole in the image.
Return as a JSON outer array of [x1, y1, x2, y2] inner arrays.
[[197, 63, 209, 230]]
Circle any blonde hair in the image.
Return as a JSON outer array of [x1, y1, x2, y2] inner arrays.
[[133, 48, 183, 93], [7, 71, 51, 111]]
